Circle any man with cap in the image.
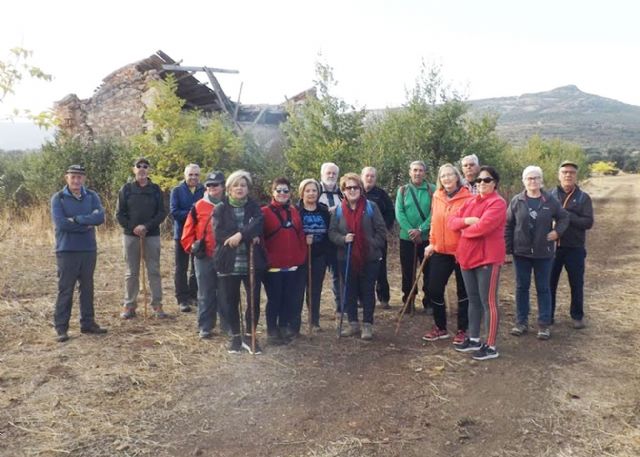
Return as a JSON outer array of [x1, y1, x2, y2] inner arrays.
[[50, 165, 107, 342], [116, 158, 167, 319], [170, 164, 205, 312], [550, 160, 594, 329], [181, 171, 227, 338]]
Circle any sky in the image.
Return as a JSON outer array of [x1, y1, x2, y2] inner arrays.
[[1, 0, 639, 139]]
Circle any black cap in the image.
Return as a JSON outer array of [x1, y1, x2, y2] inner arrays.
[[205, 171, 225, 185], [66, 164, 86, 175], [134, 157, 150, 167], [559, 160, 579, 169]]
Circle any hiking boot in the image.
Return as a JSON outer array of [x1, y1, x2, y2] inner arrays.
[[472, 344, 499, 361], [422, 326, 450, 342], [56, 332, 69, 343], [282, 327, 297, 341], [311, 324, 323, 333], [454, 338, 483, 353], [242, 339, 263, 355], [179, 302, 192, 313], [267, 330, 287, 346], [152, 308, 168, 319], [199, 330, 213, 339], [453, 329, 467, 346], [120, 308, 136, 319], [537, 327, 551, 340], [572, 319, 586, 329], [361, 323, 373, 340], [340, 321, 360, 337], [380, 301, 391, 310], [510, 323, 528, 336], [80, 323, 107, 335], [227, 335, 242, 353]]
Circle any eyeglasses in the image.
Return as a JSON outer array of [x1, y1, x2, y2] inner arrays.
[[344, 185, 360, 191], [188, 173, 200, 177], [474, 177, 495, 184], [206, 182, 221, 188], [275, 188, 290, 194], [525, 176, 542, 181], [136, 164, 149, 169]]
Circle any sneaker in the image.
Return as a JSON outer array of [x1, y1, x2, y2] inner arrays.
[[510, 323, 528, 336], [80, 323, 107, 334], [453, 329, 466, 346], [454, 338, 483, 353], [361, 323, 373, 340], [267, 331, 287, 346], [227, 335, 242, 353], [472, 344, 499, 361], [199, 330, 213, 339], [311, 325, 323, 333], [537, 327, 551, 340], [242, 339, 263, 355], [56, 332, 69, 343], [152, 308, 168, 319], [422, 326, 450, 341], [572, 319, 586, 329], [340, 321, 360, 337], [120, 308, 136, 319], [179, 302, 192, 313], [380, 301, 391, 310]]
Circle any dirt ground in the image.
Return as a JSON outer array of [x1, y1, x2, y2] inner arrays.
[[1, 175, 639, 457]]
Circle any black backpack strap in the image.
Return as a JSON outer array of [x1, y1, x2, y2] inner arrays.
[[265, 204, 293, 240], [407, 185, 427, 222]]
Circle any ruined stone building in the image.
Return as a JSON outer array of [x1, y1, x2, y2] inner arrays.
[[54, 50, 311, 153]]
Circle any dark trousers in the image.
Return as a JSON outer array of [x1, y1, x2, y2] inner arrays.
[[327, 250, 342, 311], [399, 238, 430, 308], [218, 273, 262, 336], [550, 246, 586, 321], [300, 254, 327, 327], [174, 240, 197, 304], [264, 268, 304, 334], [54, 251, 97, 333], [340, 259, 380, 324], [427, 253, 468, 331], [375, 240, 390, 303]]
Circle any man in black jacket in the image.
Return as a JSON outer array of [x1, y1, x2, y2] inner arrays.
[[116, 158, 167, 319], [362, 166, 394, 308], [550, 160, 594, 329]]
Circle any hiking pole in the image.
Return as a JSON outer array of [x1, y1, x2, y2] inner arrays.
[[249, 242, 256, 354], [307, 243, 313, 336], [337, 242, 352, 338], [140, 237, 148, 319], [410, 243, 418, 316], [395, 255, 429, 336]]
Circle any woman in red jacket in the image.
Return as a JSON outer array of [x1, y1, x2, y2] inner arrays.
[[448, 166, 506, 361], [262, 177, 307, 345], [422, 164, 472, 345]]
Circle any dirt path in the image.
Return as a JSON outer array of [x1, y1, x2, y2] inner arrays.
[[1, 175, 638, 457]]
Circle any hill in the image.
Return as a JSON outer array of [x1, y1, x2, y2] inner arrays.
[[468, 85, 640, 151], [0, 122, 55, 151]]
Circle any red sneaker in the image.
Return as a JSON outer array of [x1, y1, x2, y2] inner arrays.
[[453, 329, 466, 346], [421, 326, 450, 341]]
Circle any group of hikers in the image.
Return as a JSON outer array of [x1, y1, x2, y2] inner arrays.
[[51, 154, 593, 361]]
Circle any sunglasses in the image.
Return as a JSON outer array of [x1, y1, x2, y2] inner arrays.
[[474, 177, 495, 184], [206, 182, 221, 188], [275, 188, 290, 194], [344, 185, 360, 191], [136, 164, 149, 169]]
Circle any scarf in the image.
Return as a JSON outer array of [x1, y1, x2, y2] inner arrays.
[[228, 196, 248, 207], [341, 196, 368, 273]]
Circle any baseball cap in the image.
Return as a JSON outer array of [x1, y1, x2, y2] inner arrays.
[[205, 171, 225, 185], [559, 160, 579, 169], [134, 157, 150, 167], [66, 164, 86, 175]]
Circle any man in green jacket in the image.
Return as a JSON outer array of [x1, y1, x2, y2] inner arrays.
[[395, 160, 435, 313]]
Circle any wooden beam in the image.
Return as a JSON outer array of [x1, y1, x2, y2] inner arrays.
[[233, 82, 243, 121], [162, 64, 239, 74], [204, 67, 234, 116]]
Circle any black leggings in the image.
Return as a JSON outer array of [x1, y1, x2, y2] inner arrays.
[[427, 252, 468, 331]]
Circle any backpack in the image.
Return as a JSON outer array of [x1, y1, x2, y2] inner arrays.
[[334, 200, 374, 221]]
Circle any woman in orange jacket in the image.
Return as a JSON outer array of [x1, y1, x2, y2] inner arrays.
[[422, 164, 472, 345]]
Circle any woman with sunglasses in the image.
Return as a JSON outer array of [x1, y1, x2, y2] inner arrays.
[[329, 173, 387, 340], [505, 166, 569, 341], [213, 170, 267, 354], [422, 164, 472, 345], [448, 166, 506, 360], [262, 177, 307, 345]]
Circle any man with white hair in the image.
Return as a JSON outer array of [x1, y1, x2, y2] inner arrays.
[[170, 163, 205, 312], [461, 154, 481, 194], [319, 162, 343, 314]]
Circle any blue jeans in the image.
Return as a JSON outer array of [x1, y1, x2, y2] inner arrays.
[[550, 246, 586, 321], [194, 255, 219, 333], [513, 255, 553, 326]]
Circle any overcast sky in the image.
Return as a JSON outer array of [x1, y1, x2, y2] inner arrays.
[[2, 0, 639, 121]]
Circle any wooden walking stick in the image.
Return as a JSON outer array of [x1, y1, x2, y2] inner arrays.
[[140, 237, 148, 319], [307, 243, 313, 335], [249, 242, 256, 354], [395, 255, 429, 335], [410, 243, 419, 315]]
